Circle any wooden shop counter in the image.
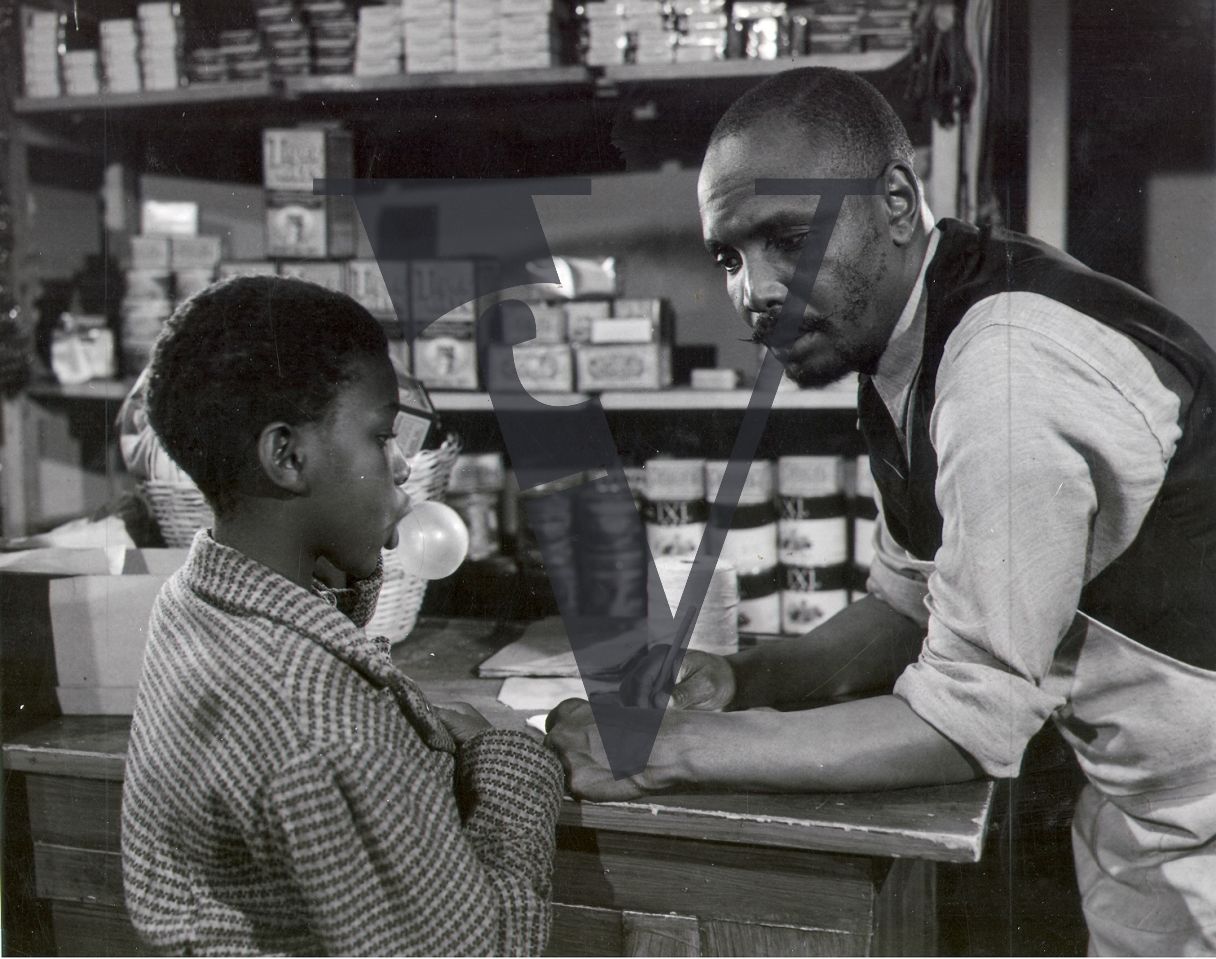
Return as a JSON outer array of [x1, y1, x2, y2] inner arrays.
[[3, 618, 994, 956]]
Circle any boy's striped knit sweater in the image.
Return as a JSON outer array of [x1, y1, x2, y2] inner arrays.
[[121, 531, 564, 956]]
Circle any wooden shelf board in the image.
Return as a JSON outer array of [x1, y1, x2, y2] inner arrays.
[[13, 79, 275, 115], [285, 66, 592, 97], [600, 49, 910, 84], [432, 387, 856, 412], [25, 380, 134, 402]]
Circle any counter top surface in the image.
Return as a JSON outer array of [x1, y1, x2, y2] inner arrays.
[[3, 618, 994, 864]]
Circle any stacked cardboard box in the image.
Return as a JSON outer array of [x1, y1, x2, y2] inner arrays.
[[137, 2, 185, 91], [455, 0, 502, 72], [583, 1, 625, 66], [21, 9, 63, 98], [262, 126, 357, 259], [354, 3, 403, 76], [101, 19, 143, 92], [61, 50, 101, 97], [403, 0, 456, 73]]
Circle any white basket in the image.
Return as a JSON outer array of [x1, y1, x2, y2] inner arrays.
[[366, 433, 462, 643]]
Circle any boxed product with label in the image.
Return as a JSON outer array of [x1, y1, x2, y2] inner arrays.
[[278, 260, 345, 292], [142, 200, 198, 236], [265, 192, 357, 258], [346, 259, 397, 314], [484, 343, 575, 393], [575, 343, 672, 391], [410, 259, 499, 332], [590, 316, 665, 344], [564, 300, 613, 343], [169, 235, 223, 270], [262, 125, 354, 192], [414, 336, 479, 390], [494, 302, 566, 344]]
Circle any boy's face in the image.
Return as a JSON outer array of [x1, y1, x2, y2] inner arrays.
[[300, 353, 412, 580]]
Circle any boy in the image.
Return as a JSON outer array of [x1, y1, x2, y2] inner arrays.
[[121, 275, 564, 956]]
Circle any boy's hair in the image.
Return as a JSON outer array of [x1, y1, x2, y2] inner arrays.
[[146, 274, 388, 515]]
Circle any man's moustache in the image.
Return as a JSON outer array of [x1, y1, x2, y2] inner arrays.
[[751, 311, 821, 348]]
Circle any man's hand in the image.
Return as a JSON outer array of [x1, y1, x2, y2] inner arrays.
[[434, 701, 493, 745], [620, 645, 737, 711], [544, 699, 653, 801]]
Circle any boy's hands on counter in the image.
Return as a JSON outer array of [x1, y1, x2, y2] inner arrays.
[[435, 702, 493, 745], [544, 699, 667, 801], [621, 647, 737, 711]]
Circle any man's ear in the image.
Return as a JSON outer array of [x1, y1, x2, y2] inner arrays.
[[881, 160, 922, 246], [255, 422, 309, 495]]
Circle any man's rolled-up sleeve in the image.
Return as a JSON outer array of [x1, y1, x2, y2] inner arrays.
[[893, 314, 1171, 778]]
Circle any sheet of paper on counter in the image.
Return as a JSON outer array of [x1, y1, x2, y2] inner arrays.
[[496, 676, 587, 712]]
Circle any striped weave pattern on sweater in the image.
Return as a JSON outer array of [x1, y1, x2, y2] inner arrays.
[[121, 530, 564, 956]]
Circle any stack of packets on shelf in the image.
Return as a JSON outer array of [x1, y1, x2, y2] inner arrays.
[[304, 0, 358, 77], [100, 19, 142, 93], [137, 2, 185, 91], [252, 3, 300, 80], [21, 9, 63, 98], [454, 0, 565, 72], [583, 0, 681, 66], [61, 49, 101, 97], [123, 208, 222, 371], [354, 3, 403, 76], [214, 28, 268, 83], [262, 125, 357, 260], [676, 0, 728, 63], [403, 0, 456, 73]]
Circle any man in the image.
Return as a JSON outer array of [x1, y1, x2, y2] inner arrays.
[[546, 67, 1216, 955]]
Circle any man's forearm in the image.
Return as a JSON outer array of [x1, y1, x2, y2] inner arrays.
[[649, 694, 981, 794], [728, 594, 925, 709]]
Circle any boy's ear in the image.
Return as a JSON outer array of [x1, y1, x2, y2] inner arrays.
[[256, 422, 309, 494]]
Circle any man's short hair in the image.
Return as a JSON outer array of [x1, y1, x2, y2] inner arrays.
[[709, 67, 914, 175], [146, 274, 388, 514]]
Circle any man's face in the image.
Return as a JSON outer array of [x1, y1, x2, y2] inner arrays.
[[698, 124, 900, 387], [298, 353, 413, 580]]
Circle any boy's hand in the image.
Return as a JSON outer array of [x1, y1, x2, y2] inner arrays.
[[544, 699, 650, 801], [620, 646, 736, 711], [434, 702, 493, 745]]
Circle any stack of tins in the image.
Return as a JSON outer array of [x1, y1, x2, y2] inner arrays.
[[575, 472, 648, 620], [777, 456, 851, 634], [516, 473, 584, 614], [704, 459, 781, 636], [642, 458, 707, 559]]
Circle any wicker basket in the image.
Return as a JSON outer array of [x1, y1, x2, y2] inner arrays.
[[141, 480, 216, 548], [139, 432, 462, 643], [366, 432, 463, 644]]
